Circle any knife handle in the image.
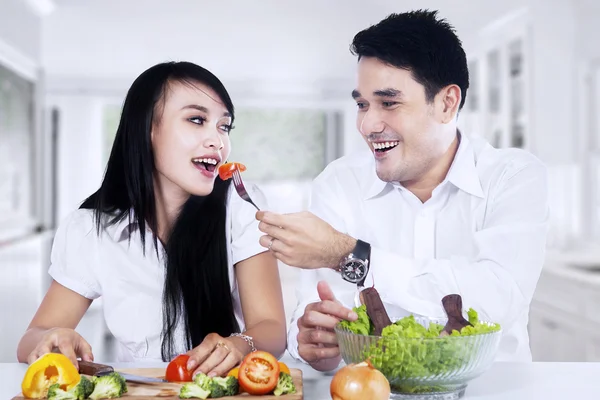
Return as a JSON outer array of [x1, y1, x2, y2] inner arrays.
[[79, 360, 115, 376]]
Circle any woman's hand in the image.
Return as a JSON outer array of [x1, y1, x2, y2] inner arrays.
[[186, 333, 246, 377], [27, 327, 94, 368]]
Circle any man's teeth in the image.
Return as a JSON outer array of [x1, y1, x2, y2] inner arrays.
[[192, 158, 218, 165], [373, 141, 399, 150]]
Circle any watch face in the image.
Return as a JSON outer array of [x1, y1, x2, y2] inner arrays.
[[341, 259, 367, 283]]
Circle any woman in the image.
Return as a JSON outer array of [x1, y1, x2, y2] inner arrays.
[[16, 62, 287, 377]]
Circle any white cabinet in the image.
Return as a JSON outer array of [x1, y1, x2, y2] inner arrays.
[[460, 9, 531, 152], [585, 335, 600, 362], [529, 261, 600, 362], [529, 301, 587, 362]]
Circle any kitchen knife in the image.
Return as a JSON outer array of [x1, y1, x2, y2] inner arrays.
[[78, 360, 168, 384]]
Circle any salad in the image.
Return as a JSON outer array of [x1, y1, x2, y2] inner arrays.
[[337, 302, 501, 393]]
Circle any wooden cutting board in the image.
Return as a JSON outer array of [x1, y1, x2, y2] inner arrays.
[[13, 368, 303, 399]]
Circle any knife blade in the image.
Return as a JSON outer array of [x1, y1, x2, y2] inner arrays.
[[78, 361, 168, 384], [113, 372, 169, 384]]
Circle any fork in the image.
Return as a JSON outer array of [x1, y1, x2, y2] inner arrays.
[[232, 168, 260, 210]]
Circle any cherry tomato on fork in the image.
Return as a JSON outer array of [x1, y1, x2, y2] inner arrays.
[[218, 162, 247, 180]]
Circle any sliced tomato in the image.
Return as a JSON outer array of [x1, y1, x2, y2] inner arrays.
[[228, 362, 287, 379], [218, 162, 247, 181], [165, 354, 193, 382], [238, 351, 280, 395]]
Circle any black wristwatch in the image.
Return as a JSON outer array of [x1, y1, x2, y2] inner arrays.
[[337, 239, 371, 287]]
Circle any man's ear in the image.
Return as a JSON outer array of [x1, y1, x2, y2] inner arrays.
[[435, 84, 461, 124]]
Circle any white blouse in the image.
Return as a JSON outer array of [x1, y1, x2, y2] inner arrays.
[[48, 185, 265, 362]]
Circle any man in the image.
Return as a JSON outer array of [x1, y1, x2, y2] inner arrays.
[[256, 10, 548, 372]]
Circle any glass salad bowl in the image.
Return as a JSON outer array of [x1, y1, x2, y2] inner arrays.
[[335, 315, 502, 400]]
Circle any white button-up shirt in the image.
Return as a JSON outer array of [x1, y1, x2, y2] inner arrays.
[[48, 186, 264, 362], [287, 133, 549, 363]]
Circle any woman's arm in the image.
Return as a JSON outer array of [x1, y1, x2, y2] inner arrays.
[[17, 280, 94, 366], [188, 251, 287, 376], [233, 251, 287, 358]]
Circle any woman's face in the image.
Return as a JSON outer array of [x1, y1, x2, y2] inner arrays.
[[151, 80, 233, 199]]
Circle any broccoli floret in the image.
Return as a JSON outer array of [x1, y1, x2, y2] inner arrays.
[[179, 383, 210, 399], [191, 373, 238, 398], [273, 372, 296, 396], [210, 376, 238, 397], [72, 376, 95, 399], [193, 372, 212, 391], [47, 376, 95, 400], [206, 381, 225, 398], [89, 372, 127, 399], [47, 384, 77, 400]]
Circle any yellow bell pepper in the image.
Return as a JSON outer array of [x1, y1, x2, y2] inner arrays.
[[21, 353, 81, 399]]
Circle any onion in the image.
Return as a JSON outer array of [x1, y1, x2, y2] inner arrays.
[[330, 360, 391, 400]]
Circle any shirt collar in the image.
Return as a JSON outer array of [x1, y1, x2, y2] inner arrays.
[[108, 209, 138, 242], [445, 132, 484, 198], [363, 166, 390, 200], [363, 131, 484, 200]]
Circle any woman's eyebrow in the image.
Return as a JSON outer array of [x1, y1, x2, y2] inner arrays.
[[181, 104, 231, 118], [181, 104, 209, 112]]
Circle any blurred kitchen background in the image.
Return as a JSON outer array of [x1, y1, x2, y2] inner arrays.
[[1, 0, 599, 363]]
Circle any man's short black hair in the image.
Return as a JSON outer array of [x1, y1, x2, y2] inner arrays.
[[351, 9, 469, 110]]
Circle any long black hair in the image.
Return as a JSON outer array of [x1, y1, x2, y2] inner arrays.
[[80, 61, 240, 361]]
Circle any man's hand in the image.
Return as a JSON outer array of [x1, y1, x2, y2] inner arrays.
[[256, 211, 356, 269], [297, 281, 358, 372]]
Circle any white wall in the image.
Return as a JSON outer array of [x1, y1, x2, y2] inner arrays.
[[40, 0, 523, 86], [41, 0, 368, 89], [576, 1, 600, 62], [0, 0, 41, 63], [529, 0, 579, 164], [0, 0, 45, 237], [46, 94, 105, 221]]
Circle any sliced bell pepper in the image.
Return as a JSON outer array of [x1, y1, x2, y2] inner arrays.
[[21, 353, 81, 399], [218, 162, 247, 181]]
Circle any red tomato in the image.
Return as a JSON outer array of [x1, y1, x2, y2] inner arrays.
[[238, 351, 280, 395], [165, 354, 193, 382], [218, 162, 247, 180]]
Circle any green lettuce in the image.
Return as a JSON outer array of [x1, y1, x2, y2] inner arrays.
[[338, 304, 373, 335], [339, 307, 501, 393]]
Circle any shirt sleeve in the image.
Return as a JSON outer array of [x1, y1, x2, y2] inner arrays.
[[47, 209, 102, 300], [365, 161, 550, 331], [229, 183, 268, 265]]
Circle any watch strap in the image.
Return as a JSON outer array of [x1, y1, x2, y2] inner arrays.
[[353, 239, 371, 262], [352, 239, 371, 287]]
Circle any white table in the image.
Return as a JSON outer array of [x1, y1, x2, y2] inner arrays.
[[2, 353, 599, 399]]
